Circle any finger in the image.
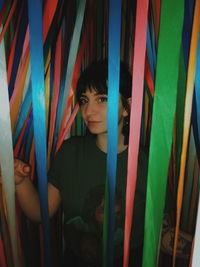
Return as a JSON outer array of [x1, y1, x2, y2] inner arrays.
[[14, 159, 31, 176], [23, 165, 31, 174]]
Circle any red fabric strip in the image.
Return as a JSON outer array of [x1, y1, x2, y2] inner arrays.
[[0, 234, 7, 267], [0, 0, 17, 42], [123, 0, 149, 266], [43, 0, 58, 42]]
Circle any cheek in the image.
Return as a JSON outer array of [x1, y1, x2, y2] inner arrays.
[[100, 104, 107, 117], [80, 108, 86, 119]]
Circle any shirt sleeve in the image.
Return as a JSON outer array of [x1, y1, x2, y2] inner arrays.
[[48, 150, 62, 190], [47, 137, 78, 190]]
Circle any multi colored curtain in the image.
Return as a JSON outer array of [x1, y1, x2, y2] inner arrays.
[[0, 0, 199, 266]]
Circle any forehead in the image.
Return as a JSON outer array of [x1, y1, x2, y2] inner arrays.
[[80, 88, 107, 97]]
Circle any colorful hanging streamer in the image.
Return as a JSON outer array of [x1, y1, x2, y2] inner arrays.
[[104, 0, 122, 266], [0, 1, 200, 266], [123, 0, 149, 266], [176, 0, 200, 265], [27, 0, 51, 266], [142, 0, 184, 266], [0, 27, 20, 267]]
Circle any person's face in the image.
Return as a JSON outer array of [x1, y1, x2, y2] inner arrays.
[[79, 89, 128, 136]]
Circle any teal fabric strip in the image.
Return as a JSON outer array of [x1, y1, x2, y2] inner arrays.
[[142, 0, 184, 266], [193, 33, 200, 155], [104, 0, 122, 266], [27, 1, 51, 266]]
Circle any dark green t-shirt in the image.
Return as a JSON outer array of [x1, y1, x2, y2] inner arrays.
[[48, 135, 147, 261]]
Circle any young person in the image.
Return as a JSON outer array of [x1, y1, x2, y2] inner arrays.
[[47, 60, 147, 266], [0, 60, 191, 266], [0, 59, 147, 266]]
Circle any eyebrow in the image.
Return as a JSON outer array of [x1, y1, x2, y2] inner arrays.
[[80, 92, 108, 97]]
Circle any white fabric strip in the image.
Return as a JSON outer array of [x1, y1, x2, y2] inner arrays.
[[0, 34, 20, 267], [191, 190, 200, 266]]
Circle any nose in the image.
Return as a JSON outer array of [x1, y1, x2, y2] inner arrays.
[[84, 101, 96, 116]]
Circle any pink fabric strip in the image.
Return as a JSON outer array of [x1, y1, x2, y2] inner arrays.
[[123, 0, 149, 266], [56, 103, 79, 152]]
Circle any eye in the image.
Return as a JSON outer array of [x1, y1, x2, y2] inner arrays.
[[97, 96, 108, 103], [79, 97, 88, 106]]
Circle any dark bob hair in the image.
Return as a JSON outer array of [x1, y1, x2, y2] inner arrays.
[[76, 59, 132, 103]]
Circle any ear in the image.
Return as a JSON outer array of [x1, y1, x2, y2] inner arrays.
[[127, 97, 132, 108], [123, 97, 132, 117]]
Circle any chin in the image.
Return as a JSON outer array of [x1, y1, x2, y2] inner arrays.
[[88, 128, 107, 135]]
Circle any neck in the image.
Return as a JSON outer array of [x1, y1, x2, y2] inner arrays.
[[96, 132, 128, 153]]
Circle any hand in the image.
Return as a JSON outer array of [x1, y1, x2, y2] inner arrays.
[[0, 159, 31, 185]]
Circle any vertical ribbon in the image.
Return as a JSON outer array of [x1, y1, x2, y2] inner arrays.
[[123, 0, 149, 266], [104, 1, 121, 266], [0, 0, 4, 12], [0, 232, 7, 267], [27, 1, 51, 266], [191, 2, 200, 163], [0, 29, 20, 267], [192, 190, 200, 267], [176, 0, 200, 264], [142, 0, 184, 266], [43, 0, 58, 42]]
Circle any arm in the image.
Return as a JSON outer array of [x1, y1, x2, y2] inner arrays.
[[1, 159, 61, 222], [15, 179, 61, 222]]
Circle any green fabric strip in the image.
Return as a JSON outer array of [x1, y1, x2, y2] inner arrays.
[[142, 0, 184, 266], [103, 178, 109, 267]]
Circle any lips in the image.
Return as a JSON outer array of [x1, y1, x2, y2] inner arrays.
[[87, 121, 101, 125]]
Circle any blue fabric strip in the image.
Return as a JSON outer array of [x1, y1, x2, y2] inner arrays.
[[150, 19, 157, 73], [146, 22, 155, 80], [27, 1, 51, 266], [0, 0, 4, 12], [182, 0, 195, 70], [107, 0, 122, 266], [193, 33, 200, 163]]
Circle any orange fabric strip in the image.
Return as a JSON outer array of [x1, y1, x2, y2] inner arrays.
[[173, 0, 200, 265]]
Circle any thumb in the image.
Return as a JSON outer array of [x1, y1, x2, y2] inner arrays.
[[22, 165, 31, 174]]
